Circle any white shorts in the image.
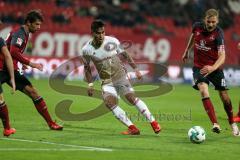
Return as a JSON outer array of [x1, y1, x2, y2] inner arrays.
[[102, 77, 134, 98]]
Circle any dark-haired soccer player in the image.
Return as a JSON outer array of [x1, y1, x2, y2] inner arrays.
[[0, 33, 16, 136], [81, 19, 161, 135], [5, 10, 62, 130], [182, 9, 239, 136]]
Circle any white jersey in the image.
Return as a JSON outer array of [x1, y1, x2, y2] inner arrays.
[[82, 36, 126, 82]]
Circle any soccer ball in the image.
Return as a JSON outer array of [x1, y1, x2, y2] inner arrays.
[[188, 126, 206, 144]]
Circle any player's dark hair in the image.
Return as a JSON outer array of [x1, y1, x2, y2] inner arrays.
[[91, 20, 105, 32], [24, 10, 43, 24], [205, 9, 219, 19]]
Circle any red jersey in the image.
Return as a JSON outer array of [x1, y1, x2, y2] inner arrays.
[[5, 26, 30, 70], [192, 22, 225, 68]]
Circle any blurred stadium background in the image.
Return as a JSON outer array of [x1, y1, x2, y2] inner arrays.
[[0, 0, 239, 85], [0, 1, 240, 159]]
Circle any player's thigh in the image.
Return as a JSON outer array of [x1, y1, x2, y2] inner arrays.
[[0, 71, 10, 97], [115, 77, 135, 96], [102, 83, 119, 108], [102, 83, 118, 98], [11, 72, 39, 98], [208, 70, 228, 91], [197, 82, 210, 97], [13, 72, 32, 91], [114, 78, 136, 104], [192, 67, 209, 90]]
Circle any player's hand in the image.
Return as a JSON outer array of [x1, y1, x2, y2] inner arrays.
[[135, 69, 142, 80], [22, 64, 29, 70], [9, 78, 16, 94], [200, 65, 215, 76], [30, 62, 43, 71], [182, 51, 189, 63], [87, 87, 94, 96]]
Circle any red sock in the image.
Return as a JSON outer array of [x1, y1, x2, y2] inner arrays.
[[0, 103, 11, 129], [223, 101, 234, 124], [33, 97, 53, 124], [202, 97, 218, 124]]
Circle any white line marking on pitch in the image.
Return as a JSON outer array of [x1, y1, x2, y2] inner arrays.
[[0, 148, 104, 151], [0, 138, 113, 152]]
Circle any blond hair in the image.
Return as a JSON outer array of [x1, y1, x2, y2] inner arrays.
[[205, 9, 219, 18]]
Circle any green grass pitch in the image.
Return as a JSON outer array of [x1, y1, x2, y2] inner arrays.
[[0, 79, 239, 160]]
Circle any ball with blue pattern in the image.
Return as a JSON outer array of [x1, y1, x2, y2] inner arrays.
[[188, 126, 206, 144]]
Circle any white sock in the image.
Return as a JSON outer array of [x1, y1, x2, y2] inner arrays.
[[112, 106, 133, 127], [135, 99, 155, 122]]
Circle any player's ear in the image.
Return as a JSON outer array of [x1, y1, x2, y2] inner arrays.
[[26, 20, 31, 26]]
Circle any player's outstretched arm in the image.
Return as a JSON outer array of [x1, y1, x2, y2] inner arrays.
[[2, 46, 16, 93], [121, 51, 142, 80], [29, 62, 43, 71], [182, 33, 194, 63], [121, 51, 137, 69]]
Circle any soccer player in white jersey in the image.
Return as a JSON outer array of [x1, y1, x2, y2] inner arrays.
[[81, 20, 161, 135]]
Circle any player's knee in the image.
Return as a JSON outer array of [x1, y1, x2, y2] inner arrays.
[[127, 97, 136, 105], [199, 88, 209, 98], [219, 91, 230, 104], [125, 94, 137, 105], [105, 102, 115, 109], [221, 95, 231, 105], [26, 87, 39, 99], [104, 96, 117, 109]]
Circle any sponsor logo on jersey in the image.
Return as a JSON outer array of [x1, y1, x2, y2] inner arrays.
[[195, 39, 211, 51], [16, 38, 23, 46]]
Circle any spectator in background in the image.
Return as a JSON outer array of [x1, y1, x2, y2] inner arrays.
[[16, 11, 24, 24], [55, 0, 72, 7], [228, 0, 240, 14]]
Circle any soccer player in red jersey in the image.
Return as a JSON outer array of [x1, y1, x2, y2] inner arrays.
[[182, 9, 239, 136], [4, 10, 63, 131], [0, 34, 16, 136], [233, 42, 240, 123]]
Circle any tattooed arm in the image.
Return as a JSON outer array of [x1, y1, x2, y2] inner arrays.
[[121, 51, 142, 80], [82, 53, 94, 96]]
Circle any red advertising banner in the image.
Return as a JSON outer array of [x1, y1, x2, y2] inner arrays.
[[1, 26, 239, 65]]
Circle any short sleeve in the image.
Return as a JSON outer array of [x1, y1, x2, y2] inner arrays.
[[11, 31, 25, 48], [110, 37, 125, 54], [216, 29, 224, 46], [81, 48, 91, 65], [192, 22, 202, 33]]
